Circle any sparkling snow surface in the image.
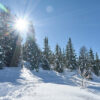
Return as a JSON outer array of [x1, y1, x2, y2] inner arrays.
[[0, 67, 100, 100]]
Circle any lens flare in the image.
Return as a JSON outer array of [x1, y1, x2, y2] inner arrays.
[[0, 3, 8, 13]]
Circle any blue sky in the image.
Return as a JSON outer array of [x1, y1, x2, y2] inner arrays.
[[1, 0, 100, 55]]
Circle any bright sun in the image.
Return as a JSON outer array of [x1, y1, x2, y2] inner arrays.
[[14, 18, 29, 33]]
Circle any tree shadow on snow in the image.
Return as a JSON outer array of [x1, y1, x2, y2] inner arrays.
[[32, 70, 77, 86], [88, 86, 100, 94], [0, 67, 23, 85]]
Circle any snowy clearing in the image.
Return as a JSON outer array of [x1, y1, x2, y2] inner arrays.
[[0, 67, 100, 100]]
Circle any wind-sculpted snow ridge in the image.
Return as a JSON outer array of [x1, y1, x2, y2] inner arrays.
[[0, 67, 100, 100]]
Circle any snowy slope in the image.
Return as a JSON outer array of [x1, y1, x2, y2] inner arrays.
[[0, 67, 100, 100]]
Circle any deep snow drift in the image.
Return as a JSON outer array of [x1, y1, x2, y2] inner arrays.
[[0, 67, 100, 100]]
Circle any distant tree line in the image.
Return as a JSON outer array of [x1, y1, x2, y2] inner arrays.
[[40, 37, 100, 77], [0, 9, 100, 79]]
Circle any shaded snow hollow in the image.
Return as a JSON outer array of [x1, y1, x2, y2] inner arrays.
[[0, 67, 100, 100]]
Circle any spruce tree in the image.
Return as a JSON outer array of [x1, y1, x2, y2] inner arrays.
[[78, 46, 90, 78], [9, 35, 22, 67], [78, 47, 87, 71], [0, 39, 5, 69], [43, 37, 52, 61], [66, 38, 77, 70], [54, 44, 63, 73], [3, 11, 20, 67], [23, 22, 40, 71], [88, 48, 95, 71], [94, 53, 100, 76], [0, 11, 9, 67], [0, 9, 21, 67], [0, 11, 7, 68], [62, 48, 66, 68], [42, 37, 51, 70]]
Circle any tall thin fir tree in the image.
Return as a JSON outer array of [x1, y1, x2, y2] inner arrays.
[[94, 53, 100, 76], [0, 9, 18, 67], [0, 11, 6, 68], [66, 38, 77, 70], [43, 37, 52, 61], [4, 10, 21, 67], [62, 48, 66, 68], [78, 46, 93, 80], [42, 37, 51, 70], [88, 48, 95, 72], [23, 22, 41, 71], [78, 46, 89, 87], [54, 44, 63, 73], [0, 8, 21, 67], [0, 10, 10, 68], [0, 38, 5, 69], [85, 48, 95, 79], [78, 46, 88, 73]]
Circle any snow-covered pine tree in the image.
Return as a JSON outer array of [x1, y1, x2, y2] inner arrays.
[[94, 53, 100, 76], [41, 56, 50, 70], [0, 38, 5, 69], [9, 34, 22, 67], [88, 48, 94, 73], [88, 48, 94, 66], [66, 38, 77, 70], [0, 11, 6, 68], [54, 44, 63, 73], [3, 33, 19, 67], [78, 46, 89, 77], [23, 22, 41, 71], [0, 9, 21, 67], [0, 10, 12, 67], [62, 48, 66, 68], [78, 46, 89, 87], [49, 53, 55, 66], [42, 37, 51, 70], [85, 48, 95, 79]]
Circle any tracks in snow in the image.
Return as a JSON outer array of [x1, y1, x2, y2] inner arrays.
[[0, 67, 41, 100]]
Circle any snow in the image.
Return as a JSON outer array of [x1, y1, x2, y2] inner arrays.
[[0, 67, 100, 100]]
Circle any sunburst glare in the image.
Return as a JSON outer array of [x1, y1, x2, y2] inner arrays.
[[14, 18, 29, 34]]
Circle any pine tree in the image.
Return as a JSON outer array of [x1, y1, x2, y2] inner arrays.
[[54, 44, 63, 73], [62, 48, 66, 68], [0, 38, 5, 69], [78, 47, 87, 73], [0, 11, 7, 68], [43, 37, 52, 61], [3, 10, 21, 67], [84, 48, 95, 79], [24, 38, 41, 71], [0, 9, 21, 67], [66, 38, 77, 70], [94, 53, 100, 76], [41, 56, 50, 70], [42, 37, 51, 70], [0, 11, 9, 68], [88, 48, 94, 71], [23, 22, 40, 71], [9, 35, 22, 67]]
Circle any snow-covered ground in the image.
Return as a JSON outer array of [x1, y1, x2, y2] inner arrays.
[[0, 67, 100, 100]]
